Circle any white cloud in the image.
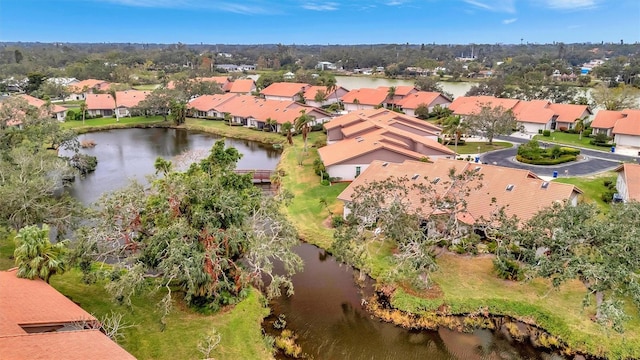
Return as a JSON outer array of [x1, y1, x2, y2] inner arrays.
[[503, 18, 518, 24], [542, 0, 599, 9], [463, 0, 516, 13], [301, 2, 339, 11], [97, 0, 273, 14]]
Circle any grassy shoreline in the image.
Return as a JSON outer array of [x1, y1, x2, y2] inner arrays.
[[37, 117, 640, 358]]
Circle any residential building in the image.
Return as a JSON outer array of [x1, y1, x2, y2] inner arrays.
[[615, 163, 640, 202], [166, 76, 231, 92], [0, 269, 136, 360], [395, 91, 452, 117], [18, 94, 68, 122], [303, 85, 349, 108], [228, 79, 256, 95], [85, 90, 149, 118], [591, 109, 640, 148], [67, 79, 110, 101], [337, 159, 582, 223], [260, 82, 310, 102], [341, 88, 389, 112]]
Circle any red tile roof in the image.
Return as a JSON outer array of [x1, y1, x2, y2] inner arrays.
[[616, 163, 640, 202], [341, 88, 389, 106], [86, 94, 114, 110], [338, 159, 581, 224], [547, 103, 591, 123], [68, 79, 109, 93], [229, 79, 256, 94], [612, 110, 640, 136], [325, 108, 442, 135], [85, 90, 149, 110], [377, 85, 417, 96], [17, 94, 67, 114], [396, 91, 450, 110], [260, 82, 310, 98], [591, 110, 624, 129], [512, 100, 555, 124]]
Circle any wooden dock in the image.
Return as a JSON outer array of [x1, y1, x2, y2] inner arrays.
[[234, 169, 275, 184]]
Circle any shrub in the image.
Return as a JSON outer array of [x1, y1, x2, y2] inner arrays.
[[493, 258, 524, 281], [558, 126, 568, 132], [538, 129, 543, 134], [559, 147, 580, 156], [542, 130, 551, 137], [331, 215, 345, 228], [583, 129, 592, 137], [516, 154, 576, 165], [320, 179, 330, 186]]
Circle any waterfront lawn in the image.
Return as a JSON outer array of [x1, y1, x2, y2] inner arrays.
[[279, 131, 348, 249], [184, 118, 285, 145], [62, 116, 168, 131], [447, 141, 512, 154], [554, 172, 617, 210], [51, 270, 273, 360], [533, 132, 608, 151]]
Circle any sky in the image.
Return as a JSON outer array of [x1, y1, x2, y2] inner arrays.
[[0, 0, 638, 45]]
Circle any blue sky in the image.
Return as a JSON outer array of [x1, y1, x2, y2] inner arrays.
[[1, 0, 638, 44]]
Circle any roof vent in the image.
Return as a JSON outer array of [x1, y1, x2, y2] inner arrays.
[[411, 174, 420, 180], [474, 166, 481, 172], [431, 177, 440, 184], [506, 184, 515, 191], [541, 181, 549, 189], [356, 136, 364, 142], [382, 162, 389, 167]]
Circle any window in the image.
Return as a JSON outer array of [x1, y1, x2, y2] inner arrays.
[[355, 166, 361, 177]]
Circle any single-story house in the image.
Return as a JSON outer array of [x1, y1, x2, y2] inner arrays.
[[85, 90, 149, 118], [188, 93, 241, 118], [166, 76, 231, 92], [318, 128, 456, 181], [337, 159, 582, 222], [303, 85, 349, 108], [341, 88, 389, 112], [591, 109, 640, 147], [395, 91, 452, 117], [18, 94, 68, 122], [0, 269, 136, 359], [66, 79, 110, 101], [615, 163, 640, 202], [260, 82, 310, 102], [324, 108, 442, 145]]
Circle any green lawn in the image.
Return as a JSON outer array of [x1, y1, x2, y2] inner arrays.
[[447, 141, 513, 154], [533, 132, 612, 151], [0, 233, 274, 360], [62, 116, 169, 132], [554, 172, 617, 210], [278, 131, 348, 249], [184, 118, 285, 145], [133, 84, 160, 91]]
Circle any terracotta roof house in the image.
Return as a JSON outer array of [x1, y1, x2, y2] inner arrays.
[[325, 108, 442, 145], [615, 163, 640, 202], [377, 85, 418, 104], [189, 94, 331, 132], [18, 94, 68, 122], [67, 79, 110, 101], [228, 79, 257, 95], [303, 85, 349, 108], [337, 159, 582, 223], [260, 82, 310, 102], [450, 96, 592, 134], [0, 269, 136, 360], [341, 88, 389, 112], [395, 91, 452, 117], [591, 109, 640, 148], [166, 76, 231, 92], [86, 90, 149, 118]]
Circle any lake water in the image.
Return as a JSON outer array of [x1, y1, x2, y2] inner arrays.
[[64, 128, 559, 360], [335, 75, 476, 98]]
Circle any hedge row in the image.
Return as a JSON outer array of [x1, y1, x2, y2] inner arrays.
[[516, 154, 577, 165]]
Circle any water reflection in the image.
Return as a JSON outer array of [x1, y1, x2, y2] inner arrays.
[[60, 128, 281, 204], [267, 243, 561, 360]]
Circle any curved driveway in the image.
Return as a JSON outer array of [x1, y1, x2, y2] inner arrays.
[[478, 136, 638, 177]]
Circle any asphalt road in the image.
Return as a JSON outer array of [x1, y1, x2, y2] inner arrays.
[[479, 136, 639, 177]]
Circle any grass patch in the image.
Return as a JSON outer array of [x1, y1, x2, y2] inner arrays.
[[0, 228, 16, 270], [132, 84, 160, 90], [278, 131, 348, 249], [389, 253, 640, 359], [62, 116, 169, 132], [533, 132, 607, 151], [447, 141, 513, 154], [554, 172, 617, 210], [184, 118, 285, 145], [51, 270, 273, 360]]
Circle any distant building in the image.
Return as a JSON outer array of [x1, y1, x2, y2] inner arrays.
[[316, 61, 337, 71]]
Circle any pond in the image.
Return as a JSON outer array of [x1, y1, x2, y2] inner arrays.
[[65, 128, 560, 360], [335, 75, 477, 98]]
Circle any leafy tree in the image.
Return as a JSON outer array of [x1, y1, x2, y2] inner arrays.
[[591, 83, 638, 110], [40, 81, 70, 102], [76, 141, 302, 315], [14, 224, 69, 283], [515, 201, 640, 332], [414, 103, 430, 120], [313, 89, 327, 107], [138, 88, 174, 121], [465, 77, 506, 98], [25, 72, 46, 94], [465, 104, 520, 144]]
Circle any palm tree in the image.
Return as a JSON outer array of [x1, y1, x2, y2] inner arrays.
[[79, 101, 87, 125], [109, 89, 119, 122], [314, 89, 327, 107], [325, 76, 339, 104], [14, 225, 69, 283], [353, 98, 361, 110], [295, 109, 313, 151], [224, 112, 232, 127], [386, 86, 396, 109], [281, 121, 294, 145], [442, 115, 467, 155], [575, 116, 588, 140]]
